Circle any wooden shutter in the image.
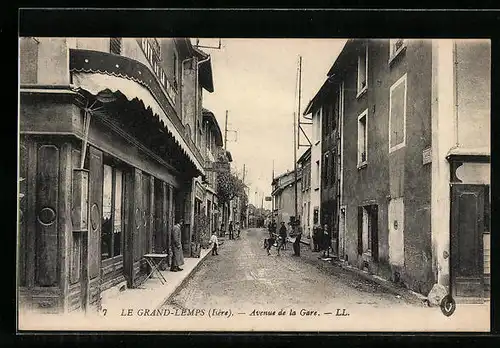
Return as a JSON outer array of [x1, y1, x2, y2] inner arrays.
[[371, 205, 379, 261], [357, 206, 363, 255]]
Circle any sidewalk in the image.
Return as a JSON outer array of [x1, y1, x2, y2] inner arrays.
[[101, 247, 212, 313], [297, 242, 428, 306]]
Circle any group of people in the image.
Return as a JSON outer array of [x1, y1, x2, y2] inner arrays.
[[208, 220, 242, 256], [219, 221, 241, 240], [313, 223, 331, 258], [265, 220, 302, 257]]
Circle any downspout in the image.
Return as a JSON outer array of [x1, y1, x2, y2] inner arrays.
[[195, 55, 211, 147]]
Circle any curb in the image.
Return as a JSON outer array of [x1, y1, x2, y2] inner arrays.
[[156, 248, 212, 310]]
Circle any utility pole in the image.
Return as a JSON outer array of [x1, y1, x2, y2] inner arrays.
[[224, 110, 228, 152], [271, 160, 275, 222], [293, 55, 302, 224]]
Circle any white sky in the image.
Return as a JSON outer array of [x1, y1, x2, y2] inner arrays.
[[200, 38, 347, 208]]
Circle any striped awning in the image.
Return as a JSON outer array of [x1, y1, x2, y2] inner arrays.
[[71, 72, 205, 175]]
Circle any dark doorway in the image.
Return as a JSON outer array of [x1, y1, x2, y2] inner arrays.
[[450, 184, 488, 298]]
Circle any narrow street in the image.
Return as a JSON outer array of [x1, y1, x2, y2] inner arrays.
[[162, 228, 415, 312]]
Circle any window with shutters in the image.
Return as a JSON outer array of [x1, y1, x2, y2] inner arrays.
[[357, 109, 368, 168], [110, 38, 122, 55], [357, 45, 368, 97], [389, 74, 407, 152], [389, 39, 407, 64]]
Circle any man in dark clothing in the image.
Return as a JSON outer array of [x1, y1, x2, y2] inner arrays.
[[321, 223, 330, 258], [277, 222, 287, 256], [292, 222, 302, 257], [229, 221, 234, 240], [312, 223, 320, 252]]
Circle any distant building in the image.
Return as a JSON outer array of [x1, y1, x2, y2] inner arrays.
[[271, 169, 303, 228], [303, 96, 323, 248], [202, 108, 224, 235], [297, 148, 312, 242]]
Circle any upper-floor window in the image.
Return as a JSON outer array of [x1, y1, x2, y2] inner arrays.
[[389, 39, 407, 64], [110, 38, 122, 55], [140, 38, 177, 105], [314, 108, 321, 144], [315, 160, 320, 189], [322, 153, 329, 187], [173, 50, 179, 89], [357, 45, 368, 98], [389, 74, 407, 153], [357, 109, 368, 168], [330, 151, 336, 186]]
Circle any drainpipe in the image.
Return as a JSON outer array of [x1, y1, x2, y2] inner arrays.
[[195, 55, 211, 145]]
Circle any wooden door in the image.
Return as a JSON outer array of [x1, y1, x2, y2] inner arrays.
[[87, 146, 103, 310], [451, 184, 486, 298]]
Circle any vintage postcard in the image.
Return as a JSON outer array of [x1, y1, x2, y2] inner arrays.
[[17, 33, 491, 332]]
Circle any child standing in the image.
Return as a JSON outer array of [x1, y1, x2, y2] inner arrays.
[[210, 232, 219, 256]]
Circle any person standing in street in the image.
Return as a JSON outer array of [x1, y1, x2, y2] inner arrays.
[[229, 221, 234, 240], [277, 222, 287, 256], [312, 223, 320, 252], [209, 232, 219, 256], [170, 217, 185, 272], [292, 221, 302, 257], [321, 223, 330, 259]]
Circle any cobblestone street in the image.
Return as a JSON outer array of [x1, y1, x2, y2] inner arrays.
[[163, 228, 417, 312]]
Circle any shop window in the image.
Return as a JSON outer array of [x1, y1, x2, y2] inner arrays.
[[357, 46, 368, 97], [389, 74, 407, 152], [101, 164, 123, 260], [357, 109, 368, 168]]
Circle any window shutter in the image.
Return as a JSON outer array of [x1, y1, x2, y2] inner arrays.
[[371, 205, 379, 261], [357, 206, 363, 255]]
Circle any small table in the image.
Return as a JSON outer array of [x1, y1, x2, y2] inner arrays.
[[143, 253, 168, 285]]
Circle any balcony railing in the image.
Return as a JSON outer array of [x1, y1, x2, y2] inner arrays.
[[140, 38, 178, 106]]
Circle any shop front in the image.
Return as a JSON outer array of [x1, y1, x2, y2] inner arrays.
[[18, 49, 204, 314]]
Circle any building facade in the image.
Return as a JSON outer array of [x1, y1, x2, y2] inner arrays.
[[271, 169, 303, 227], [306, 39, 490, 300], [201, 108, 224, 239], [303, 84, 324, 250], [18, 37, 214, 314], [297, 148, 312, 242]]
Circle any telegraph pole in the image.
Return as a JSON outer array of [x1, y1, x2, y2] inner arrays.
[[271, 160, 275, 222], [224, 110, 228, 151]]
